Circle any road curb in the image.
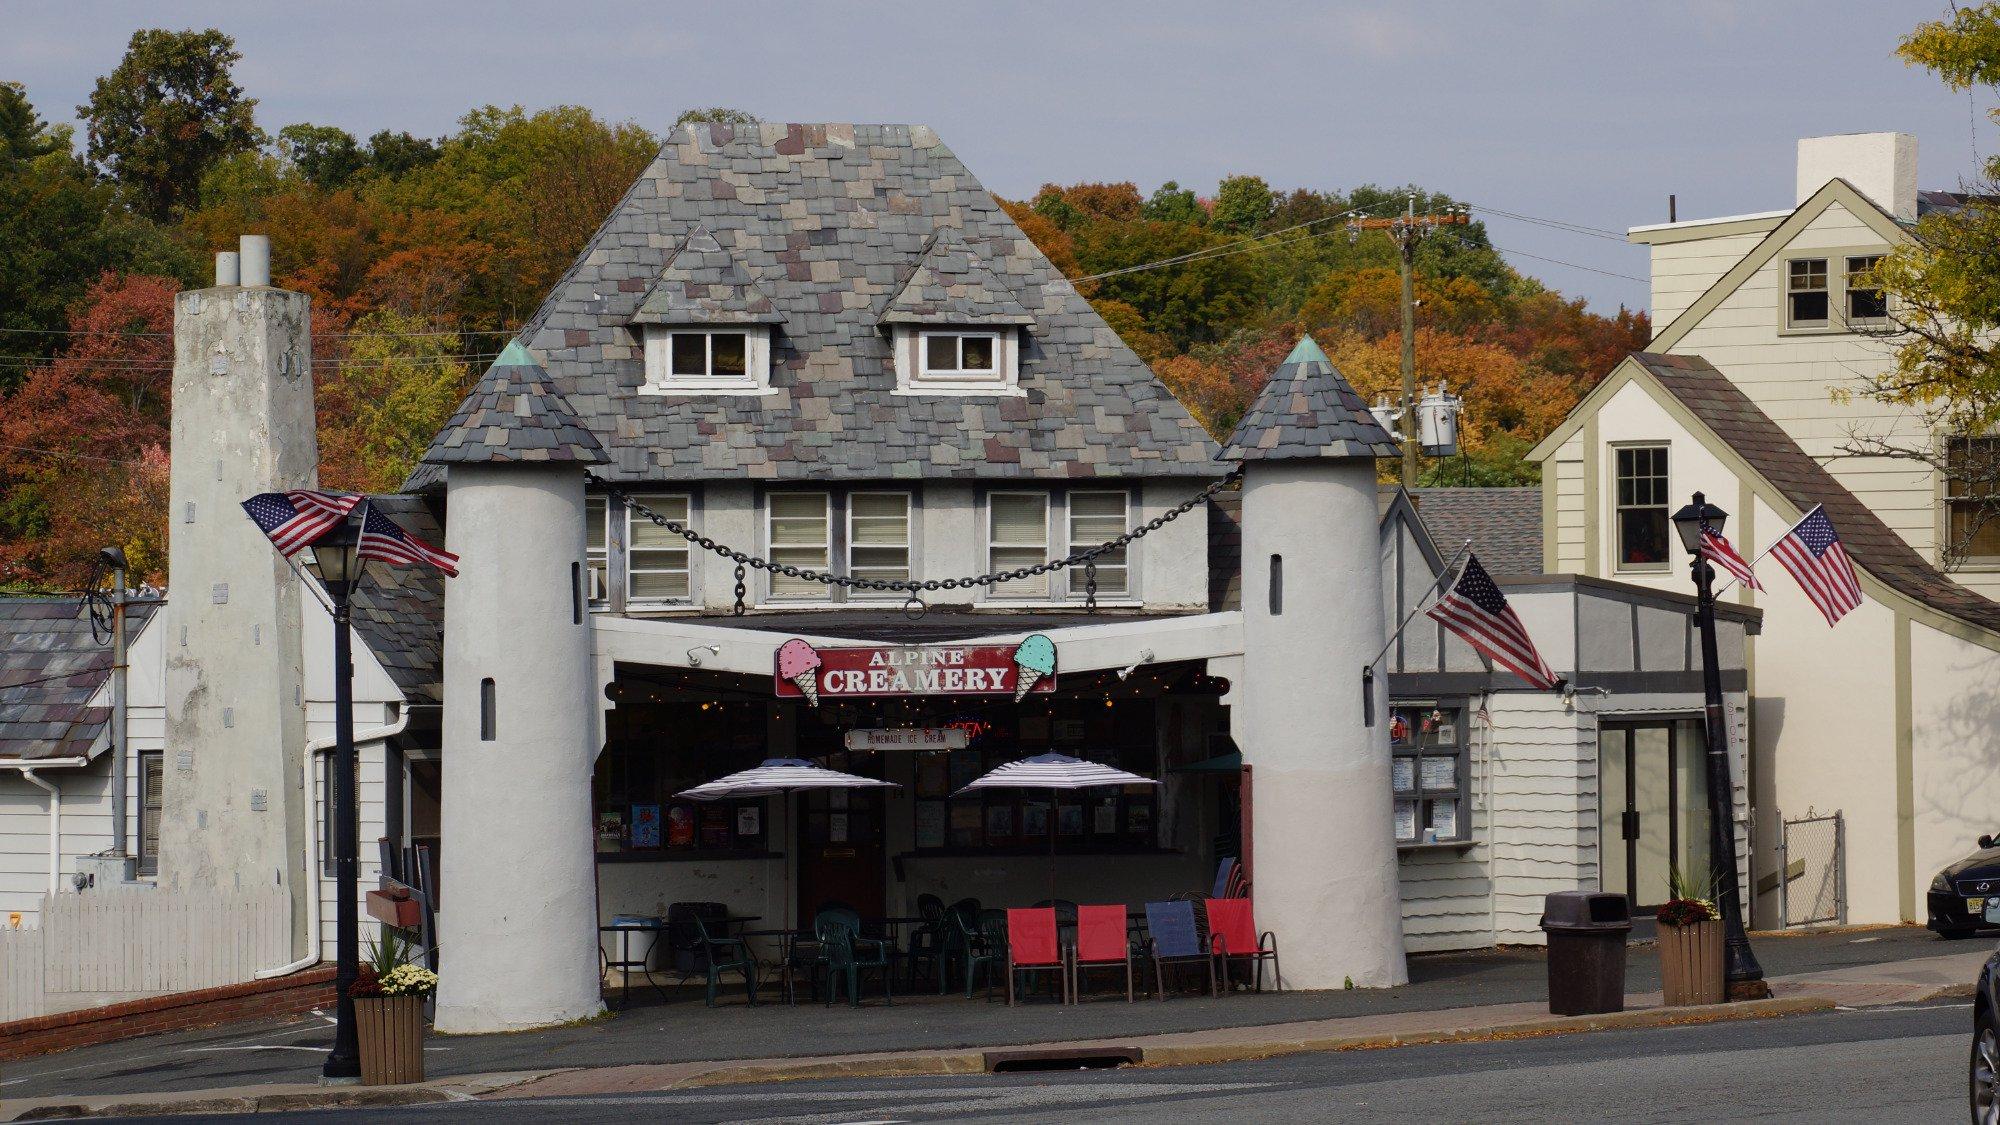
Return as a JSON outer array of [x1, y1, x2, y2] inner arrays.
[[7, 1086, 451, 1121]]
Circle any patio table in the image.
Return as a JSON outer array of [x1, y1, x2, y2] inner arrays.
[[599, 920, 671, 1010]]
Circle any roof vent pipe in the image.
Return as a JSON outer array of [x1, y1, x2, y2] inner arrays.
[[239, 235, 270, 287], [215, 251, 240, 287]]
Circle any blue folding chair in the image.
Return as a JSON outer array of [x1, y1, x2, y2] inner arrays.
[[1143, 900, 1216, 1000]]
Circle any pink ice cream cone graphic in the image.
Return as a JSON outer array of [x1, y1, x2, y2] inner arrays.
[[777, 638, 823, 706], [1011, 634, 1056, 701]]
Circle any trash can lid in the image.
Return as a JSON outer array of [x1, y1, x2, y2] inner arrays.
[[1540, 890, 1631, 930]]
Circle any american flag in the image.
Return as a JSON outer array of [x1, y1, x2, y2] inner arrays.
[[1770, 505, 1862, 626], [357, 503, 459, 576], [1426, 554, 1560, 690], [241, 491, 361, 556], [1699, 525, 1763, 591]]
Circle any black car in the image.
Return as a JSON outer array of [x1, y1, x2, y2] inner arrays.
[[1973, 946, 2000, 1122], [1929, 835, 2000, 939]]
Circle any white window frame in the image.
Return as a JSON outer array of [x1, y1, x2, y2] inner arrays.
[[1065, 489, 1132, 599], [766, 491, 832, 601], [986, 491, 1051, 599], [585, 496, 609, 605], [894, 327, 1021, 395], [641, 326, 771, 394], [625, 493, 693, 605], [846, 491, 913, 594]]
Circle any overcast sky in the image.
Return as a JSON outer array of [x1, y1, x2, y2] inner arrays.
[[4, 1, 1989, 316]]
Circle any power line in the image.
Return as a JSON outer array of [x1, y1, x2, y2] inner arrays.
[[1462, 201, 1626, 241], [1438, 230, 1646, 284], [1063, 197, 1413, 284]]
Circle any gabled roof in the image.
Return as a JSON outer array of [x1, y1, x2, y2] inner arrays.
[[420, 341, 608, 467], [1648, 178, 1909, 353], [1540, 351, 2000, 638], [877, 227, 1035, 326], [0, 596, 160, 762], [349, 494, 446, 706], [1219, 336, 1399, 461], [632, 223, 784, 326], [406, 123, 1216, 489], [1413, 487, 1543, 576]]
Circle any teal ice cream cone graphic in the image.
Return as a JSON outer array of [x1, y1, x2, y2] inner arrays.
[[1011, 634, 1056, 701]]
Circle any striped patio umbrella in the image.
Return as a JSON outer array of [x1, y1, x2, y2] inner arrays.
[[679, 759, 899, 929], [954, 753, 1161, 897]]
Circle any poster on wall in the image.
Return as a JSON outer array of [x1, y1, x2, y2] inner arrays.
[[829, 812, 850, 843], [1058, 803, 1083, 837], [915, 802, 946, 848], [1022, 801, 1051, 839], [699, 807, 729, 846], [735, 806, 761, 838], [949, 803, 982, 847], [1093, 799, 1118, 835], [985, 804, 1014, 843], [630, 804, 662, 849], [666, 805, 695, 848]]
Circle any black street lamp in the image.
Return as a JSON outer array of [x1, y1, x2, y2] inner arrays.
[[1669, 492, 1770, 1000], [303, 514, 364, 1082]]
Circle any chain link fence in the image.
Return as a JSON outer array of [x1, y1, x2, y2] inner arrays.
[[1778, 809, 1845, 928]]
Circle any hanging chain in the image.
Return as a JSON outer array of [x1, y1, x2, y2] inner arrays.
[[599, 470, 1241, 618]]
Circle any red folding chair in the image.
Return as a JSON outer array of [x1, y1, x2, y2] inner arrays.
[[1205, 898, 1280, 993], [1068, 904, 1134, 1003], [1005, 907, 1065, 1005]]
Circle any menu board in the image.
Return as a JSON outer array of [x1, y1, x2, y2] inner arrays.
[[1420, 757, 1457, 791], [1394, 799, 1418, 842], [1392, 758, 1416, 793], [1430, 799, 1458, 839]]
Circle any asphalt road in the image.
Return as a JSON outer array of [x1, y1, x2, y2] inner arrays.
[[150, 1001, 1971, 1124]]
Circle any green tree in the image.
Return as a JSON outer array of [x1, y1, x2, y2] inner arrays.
[[278, 123, 365, 188], [674, 106, 760, 129], [0, 82, 62, 164], [78, 28, 259, 220], [364, 130, 441, 178], [315, 309, 474, 492], [1211, 174, 1274, 233], [1141, 180, 1205, 225]]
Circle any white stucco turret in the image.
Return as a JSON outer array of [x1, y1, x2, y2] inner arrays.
[[1222, 337, 1408, 989], [427, 343, 609, 1032]]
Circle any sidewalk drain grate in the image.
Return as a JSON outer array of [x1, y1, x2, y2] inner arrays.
[[983, 1046, 1142, 1073]]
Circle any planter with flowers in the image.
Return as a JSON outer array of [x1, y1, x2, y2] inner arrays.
[[1656, 869, 1723, 1007], [350, 933, 436, 1086]]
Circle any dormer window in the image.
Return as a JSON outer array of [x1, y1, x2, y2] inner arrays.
[[893, 326, 1020, 394], [641, 326, 771, 394]]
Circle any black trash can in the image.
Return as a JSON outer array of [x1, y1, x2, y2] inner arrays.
[[1540, 890, 1631, 1016]]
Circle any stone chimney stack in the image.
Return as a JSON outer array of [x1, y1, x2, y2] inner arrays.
[[1797, 132, 1918, 221], [159, 237, 316, 956]]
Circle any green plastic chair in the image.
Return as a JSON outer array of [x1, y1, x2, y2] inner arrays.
[[955, 908, 1008, 1000], [937, 899, 981, 994], [815, 912, 894, 1007], [692, 913, 758, 1007]]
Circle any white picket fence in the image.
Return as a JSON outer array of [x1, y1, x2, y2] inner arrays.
[[0, 887, 290, 1023]]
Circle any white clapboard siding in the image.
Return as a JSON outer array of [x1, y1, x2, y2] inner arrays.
[[0, 764, 116, 929], [1483, 693, 1595, 943], [1397, 701, 1496, 951], [309, 740, 389, 961]]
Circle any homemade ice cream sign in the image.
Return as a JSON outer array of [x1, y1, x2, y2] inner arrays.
[[774, 636, 1057, 706]]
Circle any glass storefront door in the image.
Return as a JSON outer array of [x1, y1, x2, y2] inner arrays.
[[1598, 719, 1710, 912]]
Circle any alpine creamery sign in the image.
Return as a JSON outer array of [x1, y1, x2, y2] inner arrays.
[[774, 636, 1056, 705]]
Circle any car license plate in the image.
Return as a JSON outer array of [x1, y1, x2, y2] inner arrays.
[[1970, 897, 1986, 913]]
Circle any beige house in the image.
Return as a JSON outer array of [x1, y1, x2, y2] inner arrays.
[[1530, 133, 2000, 930]]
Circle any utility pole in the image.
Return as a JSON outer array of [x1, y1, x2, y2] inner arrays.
[[1349, 200, 1471, 488]]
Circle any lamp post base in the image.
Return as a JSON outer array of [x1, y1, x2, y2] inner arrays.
[[1727, 978, 1773, 1002]]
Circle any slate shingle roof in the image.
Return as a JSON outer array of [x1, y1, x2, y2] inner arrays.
[[1220, 336, 1399, 462], [349, 495, 446, 705], [878, 227, 1035, 326], [0, 596, 159, 761], [1412, 487, 1543, 576], [632, 224, 784, 325], [421, 341, 609, 466], [406, 123, 1216, 489], [1634, 351, 2000, 633]]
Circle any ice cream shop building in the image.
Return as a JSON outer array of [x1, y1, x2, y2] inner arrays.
[[3, 123, 1760, 1031]]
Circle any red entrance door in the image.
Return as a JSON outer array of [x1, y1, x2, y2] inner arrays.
[[795, 752, 887, 921]]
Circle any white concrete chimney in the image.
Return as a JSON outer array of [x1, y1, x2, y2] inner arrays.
[[1797, 132, 1917, 221], [215, 251, 240, 287], [238, 234, 271, 287]]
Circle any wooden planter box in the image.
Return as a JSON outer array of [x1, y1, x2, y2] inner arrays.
[[355, 995, 426, 1085], [1658, 919, 1723, 1006]]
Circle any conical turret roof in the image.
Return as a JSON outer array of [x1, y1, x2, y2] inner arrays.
[[420, 341, 609, 466], [1219, 336, 1399, 462]]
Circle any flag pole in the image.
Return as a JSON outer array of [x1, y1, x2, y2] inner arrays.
[[1711, 504, 1821, 600], [1369, 538, 1473, 673]]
